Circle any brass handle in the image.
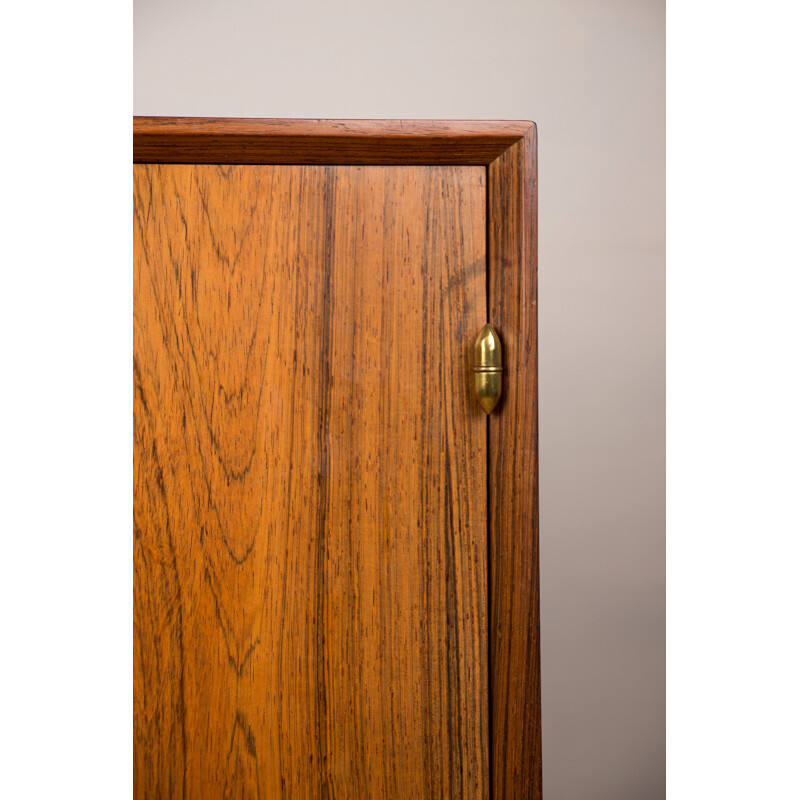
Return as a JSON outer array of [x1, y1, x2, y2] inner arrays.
[[473, 323, 502, 414]]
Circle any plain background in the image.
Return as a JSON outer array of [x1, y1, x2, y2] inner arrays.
[[133, 1, 665, 797]]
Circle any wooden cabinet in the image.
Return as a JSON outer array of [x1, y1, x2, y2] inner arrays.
[[133, 118, 540, 799]]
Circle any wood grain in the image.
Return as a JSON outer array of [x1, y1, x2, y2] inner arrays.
[[133, 163, 490, 798], [133, 117, 531, 165], [488, 125, 541, 799]]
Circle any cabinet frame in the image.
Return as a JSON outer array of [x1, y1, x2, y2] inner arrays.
[[134, 116, 541, 800]]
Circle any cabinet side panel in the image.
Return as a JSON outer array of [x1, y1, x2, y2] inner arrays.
[[488, 128, 542, 799]]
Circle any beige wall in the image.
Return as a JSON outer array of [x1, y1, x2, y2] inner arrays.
[[134, 0, 665, 796]]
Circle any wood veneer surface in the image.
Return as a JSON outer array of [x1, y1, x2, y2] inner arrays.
[[134, 163, 489, 798]]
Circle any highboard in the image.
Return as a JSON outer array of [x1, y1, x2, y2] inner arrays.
[[134, 117, 540, 799]]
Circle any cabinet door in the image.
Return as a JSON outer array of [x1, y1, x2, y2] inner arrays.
[[134, 163, 489, 798]]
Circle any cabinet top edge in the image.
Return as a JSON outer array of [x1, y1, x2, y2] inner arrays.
[[133, 117, 536, 166]]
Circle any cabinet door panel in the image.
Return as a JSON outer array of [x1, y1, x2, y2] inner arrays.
[[133, 163, 488, 799]]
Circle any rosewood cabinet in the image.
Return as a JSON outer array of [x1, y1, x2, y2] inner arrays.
[[133, 118, 540, 799]]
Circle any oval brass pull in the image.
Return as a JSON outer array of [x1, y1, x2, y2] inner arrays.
[[473, 323, 502, 414]]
